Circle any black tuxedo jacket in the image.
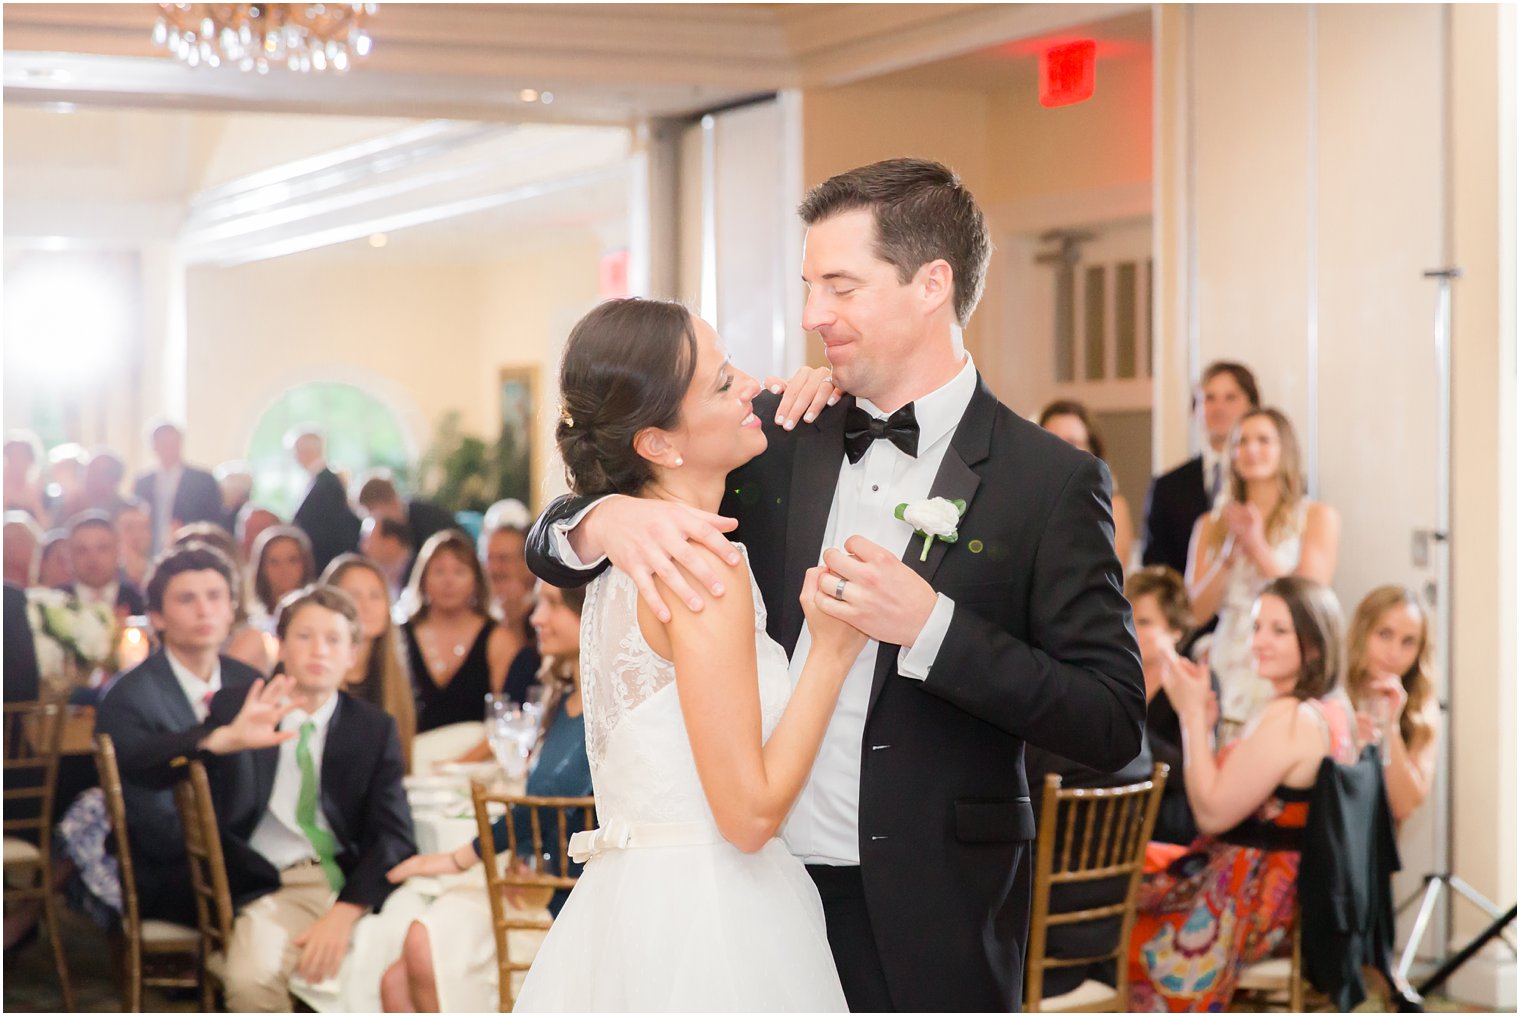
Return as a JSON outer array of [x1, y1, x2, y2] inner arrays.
[[60, 574, 147, 617], [529, 379, 1145, 1010], [294, 467, 362, 573], [205, 688, 415, 912], [1140, 455, 1209, 576], [4, 582, 39, 703], [132, 466, 225, 536], [95, 649, 260, 922]]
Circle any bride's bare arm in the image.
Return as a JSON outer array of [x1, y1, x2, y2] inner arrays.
[[647, 549, 862, 853]]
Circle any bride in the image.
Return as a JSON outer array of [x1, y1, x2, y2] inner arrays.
[[513, 298, 860, 1011]]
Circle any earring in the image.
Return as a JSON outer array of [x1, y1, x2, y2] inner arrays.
[[673, 457, 683, 467]]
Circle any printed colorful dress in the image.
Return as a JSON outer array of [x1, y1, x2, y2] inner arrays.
[[1126, 696, 1353, 1012]]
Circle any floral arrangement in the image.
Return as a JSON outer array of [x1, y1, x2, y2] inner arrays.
[[25, 588, 118, 697]]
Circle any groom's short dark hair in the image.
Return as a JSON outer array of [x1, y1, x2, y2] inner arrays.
[[799, 158, 992, 328]]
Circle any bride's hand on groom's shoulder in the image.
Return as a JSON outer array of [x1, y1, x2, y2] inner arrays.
[[765, 365, 844, 431], [586, 496, 740, 623]]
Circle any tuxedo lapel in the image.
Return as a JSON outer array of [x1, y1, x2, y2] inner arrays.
[[869, 377, 998, 716], [780, 399, 850, 654], [148, 655, 198, 731]]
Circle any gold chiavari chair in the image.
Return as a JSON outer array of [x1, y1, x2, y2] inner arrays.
[[1024, 763, 1169, 1013], [3, 700, 73, 1011], [94, 734, 203, 1011], [470, 783, 596, 1012], [170, 757, 236, 1012]]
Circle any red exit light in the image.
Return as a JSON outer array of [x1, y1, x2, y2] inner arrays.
[[1040, 40, 1096, 107]]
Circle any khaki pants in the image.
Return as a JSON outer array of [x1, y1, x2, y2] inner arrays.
[[222, 861, 337, 1013]]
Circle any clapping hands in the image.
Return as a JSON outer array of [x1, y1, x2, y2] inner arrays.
[[1160, 651, 1217, 727], [1222, 503, 1267, 559]]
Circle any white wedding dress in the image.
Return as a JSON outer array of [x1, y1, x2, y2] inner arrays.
[[514, 547, 847, 1012]]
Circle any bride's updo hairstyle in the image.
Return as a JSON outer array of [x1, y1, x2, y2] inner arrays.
[[556, 298, 698, 498]]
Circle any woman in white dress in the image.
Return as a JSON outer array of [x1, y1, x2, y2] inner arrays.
[[1185, 408, 1340, 740], [513, 297, 860, 1011]]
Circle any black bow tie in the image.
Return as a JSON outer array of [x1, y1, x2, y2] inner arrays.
[[843, 403, 919, 464]]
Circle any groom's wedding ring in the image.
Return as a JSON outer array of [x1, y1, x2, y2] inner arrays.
[[833, 577, 848, 601]]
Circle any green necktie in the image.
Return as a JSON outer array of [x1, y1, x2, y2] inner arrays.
[[296, 720, 344, 894]]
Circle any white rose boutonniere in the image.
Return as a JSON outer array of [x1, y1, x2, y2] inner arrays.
[[895, 496, 967, 561]]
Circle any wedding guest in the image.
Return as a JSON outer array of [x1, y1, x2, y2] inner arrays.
[[321, 554, 417, 769], [173, 523, 273, 674], [359, 515, 414, 602], [1039, 400, 1135, 571], [1125, 566, 1216, 844], [289, 429, 361, 573], [133, 420, 225, 554], [94, 543, 272, 925], [3, 511, 43, 586], [1185, 408, 1339, 738], [1128, 576, 1357, 1011], [402, 530, 513, 737], [82, 448, 130, 518], [205, 585, 414, 1011], [1347, 585, 1439, 823], [250, 526, 316, 633], [4, 582, 40, 703], [60, 510, 146, 619], [1143, 362, 1260, 575], [37, 528, 73, 588], [215, 460, 255, 535], [479, 502, 540, 704], [44, 443, 89, 525], [381, 582, 591, 1013], [354, 472, 455, 570], [237, 504, 281, 565], [4, 430, 47, 520], [116, 498, 153, 589]]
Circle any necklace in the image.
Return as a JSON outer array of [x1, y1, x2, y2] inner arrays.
[[420, 628, 469, 676]]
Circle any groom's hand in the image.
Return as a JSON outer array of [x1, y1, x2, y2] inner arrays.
[[818, 536, 938, 648]]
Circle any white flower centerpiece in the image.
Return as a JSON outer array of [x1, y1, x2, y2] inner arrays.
[[895, 497, 967, 561], [25, 588, 119, 699]]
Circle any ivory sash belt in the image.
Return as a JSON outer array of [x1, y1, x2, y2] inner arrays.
[[568, 819, 721, 863]]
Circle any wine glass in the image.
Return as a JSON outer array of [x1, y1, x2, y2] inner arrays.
[[522, 684, 547, 721]]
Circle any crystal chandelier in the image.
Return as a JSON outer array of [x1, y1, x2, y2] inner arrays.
[[153, 4, 377, 74]]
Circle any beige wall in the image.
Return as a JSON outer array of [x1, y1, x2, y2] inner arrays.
[[1156, 5, 1515, 1005], [182, 233, 603, 509]]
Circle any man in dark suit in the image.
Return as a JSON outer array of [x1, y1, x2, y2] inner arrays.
[[355, 473, 454, 582], [132, 420, 226, 554], [529, 159, 1145, 1011], [205, 585, 414, 1011], [95, 543, 287, 925], [289, 430, 361, 573], [4, 581, 40, 703], [59, 511, 146, 619], [1140, 363, 1259, 576]]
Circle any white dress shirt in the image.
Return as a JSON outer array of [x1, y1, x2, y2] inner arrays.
[[781, 355, 976, 865], [165, 647, 223, 723], [75, 579, 120, 610], [550, 355, 978, 865], [1201, 443, 1228, 507], [248, 693, 339, 873]]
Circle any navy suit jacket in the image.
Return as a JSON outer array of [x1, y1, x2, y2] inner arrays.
[[133, 466, 226, 539], [95, 649, 260, 921], [205, 688, 415, 912], [528, 380, 1145, 1011], [1141, 455, 1209, 576]]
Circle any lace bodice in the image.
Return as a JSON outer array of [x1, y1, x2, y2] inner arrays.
[[577, 544, 791, 827]]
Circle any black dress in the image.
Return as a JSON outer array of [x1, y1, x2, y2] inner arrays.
[[403, 618, 498, 733]]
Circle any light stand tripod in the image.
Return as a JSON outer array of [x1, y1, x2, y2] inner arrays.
[[1391, 267, 1519, 995]]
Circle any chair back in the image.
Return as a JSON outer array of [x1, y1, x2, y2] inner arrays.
[[171, 759, 236, 964], [93, 734, 142, 936], [1025, 762, 1169, 1012], [3, 701, 66, 874], [470, 784, 596, 1012]]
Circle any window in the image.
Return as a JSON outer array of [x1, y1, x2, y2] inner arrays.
[[245, 382, 411, 518]]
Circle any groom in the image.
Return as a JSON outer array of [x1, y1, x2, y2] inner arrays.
[[528, 158, 1145, 1011]]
